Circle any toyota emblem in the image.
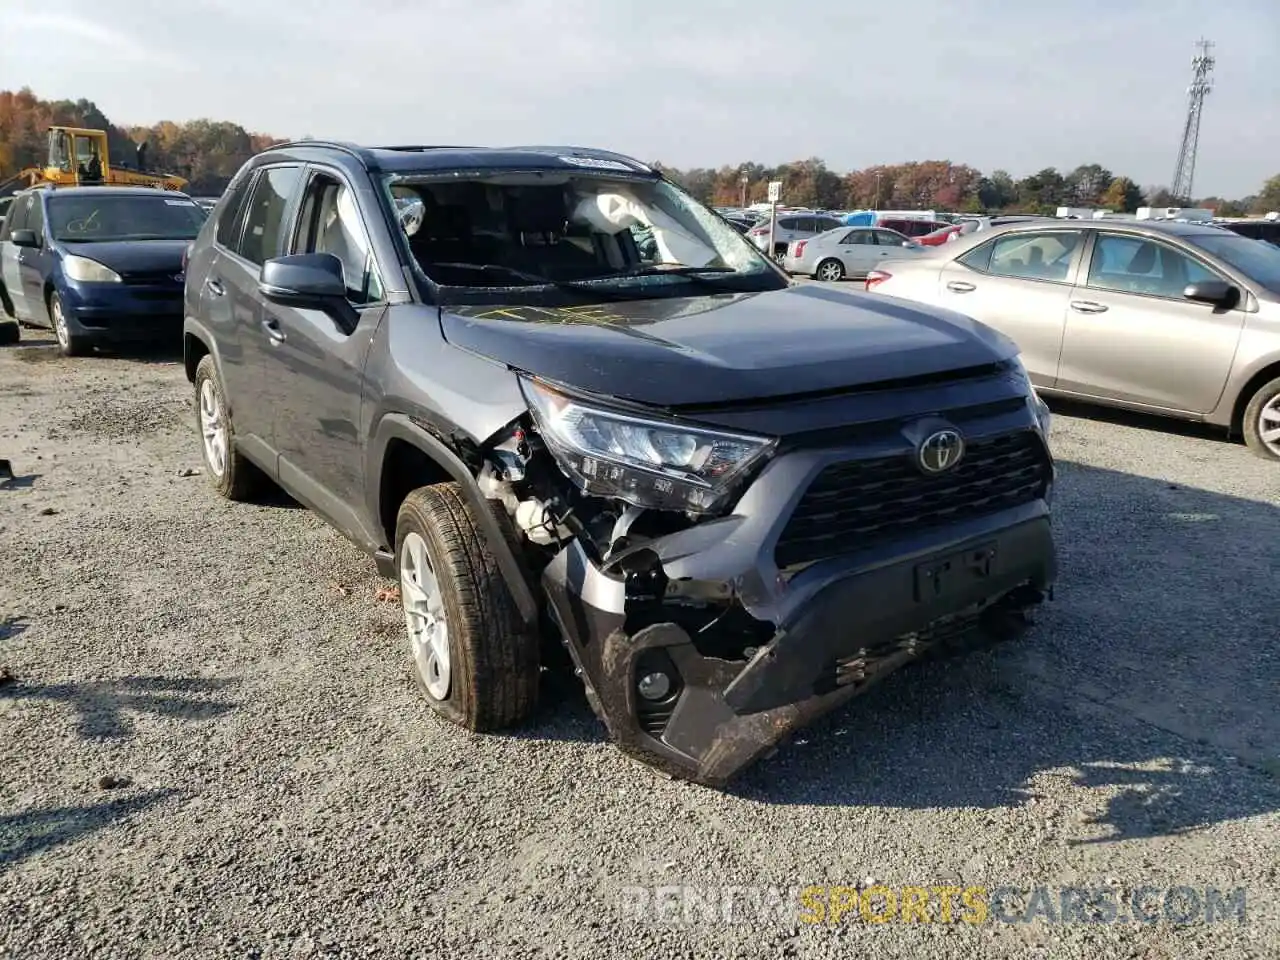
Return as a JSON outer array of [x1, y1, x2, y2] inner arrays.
[[917, 429, 965, 474]]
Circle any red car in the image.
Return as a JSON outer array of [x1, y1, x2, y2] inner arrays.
[[914, 224, 965, 246]]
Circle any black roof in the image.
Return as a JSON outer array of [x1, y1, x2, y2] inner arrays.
[[258, 140, 656, 176]]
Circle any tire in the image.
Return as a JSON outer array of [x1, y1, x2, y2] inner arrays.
[[395, 482, 539, 732], [0, 321, 17, 346], [48, 291, 90, 357], [193, 354, 268, 500], [1241, 375, 1280, 462], [815, 258, 845, 282]]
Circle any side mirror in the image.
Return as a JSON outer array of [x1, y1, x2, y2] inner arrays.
[[1183, 279, 1239, 308], [11, 229, 39, 248], [258, 253, 358, 333]]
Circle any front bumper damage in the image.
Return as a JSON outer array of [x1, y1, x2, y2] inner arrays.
[[540, 430, 1057, 788]]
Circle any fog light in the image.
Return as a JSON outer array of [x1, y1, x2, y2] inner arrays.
[[637, 671, 672, 701]]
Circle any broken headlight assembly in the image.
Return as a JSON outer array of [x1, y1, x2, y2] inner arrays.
[[519, 376, 777, 515]]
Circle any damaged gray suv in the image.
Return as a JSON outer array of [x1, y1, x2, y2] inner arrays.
[[182, 140, 1057, 786]]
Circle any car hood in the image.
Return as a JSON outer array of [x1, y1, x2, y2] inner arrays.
[[57, 239, 189, 276], [441, 283, 1017, 407]]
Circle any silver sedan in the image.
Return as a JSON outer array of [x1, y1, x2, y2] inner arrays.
[[782, 226, 923, 281]]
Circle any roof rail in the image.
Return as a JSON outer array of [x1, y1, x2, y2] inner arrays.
[[268, 140, 372, 164], [370, 145, 482, 152]]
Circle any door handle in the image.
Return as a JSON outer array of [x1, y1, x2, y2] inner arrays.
[[261, 316, 285, 343], [1070, 300, 1108, 314], [205, 278, 225, 297], [946, 280, 975, 293]]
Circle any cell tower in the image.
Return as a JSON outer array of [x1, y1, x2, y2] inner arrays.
[[1171, 38, 1214, 203]]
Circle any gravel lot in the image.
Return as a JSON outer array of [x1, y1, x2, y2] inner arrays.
[[1, 331, 1278, 960]]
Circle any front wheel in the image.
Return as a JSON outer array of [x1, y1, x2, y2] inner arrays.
[[395, 483, 539, 731], [193, 354, 268, 500], [815, 258, 845, 282], [0, 322, 17, 346], [1242, 375, 1280, 461], [49, 292, 89, 357]]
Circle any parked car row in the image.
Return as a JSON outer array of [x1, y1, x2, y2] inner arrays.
[[864, 218, 1280, 461]]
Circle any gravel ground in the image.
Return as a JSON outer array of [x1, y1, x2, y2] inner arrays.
[[1, 332, 1278, 960]]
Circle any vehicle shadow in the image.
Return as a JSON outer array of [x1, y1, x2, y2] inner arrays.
[[0, 471, 40, 490], [0, 789, 179, 874], [1043, 394, 1237, 445], [8, 331, 182, 366], [730, 460, 1280, 843], [0, 675, 240, 739]]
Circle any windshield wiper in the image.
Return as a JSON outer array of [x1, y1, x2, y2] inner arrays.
[[430, 262, 638, 300]]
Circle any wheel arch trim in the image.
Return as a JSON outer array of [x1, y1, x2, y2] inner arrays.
[[367, 412, 539, 625]]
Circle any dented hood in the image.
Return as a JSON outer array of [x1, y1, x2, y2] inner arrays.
[[441, 284, 1017, 407]]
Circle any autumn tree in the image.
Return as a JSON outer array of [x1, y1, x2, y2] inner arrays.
[[1252, 175, 1280, 213], [1100, 176, 1144, 213]]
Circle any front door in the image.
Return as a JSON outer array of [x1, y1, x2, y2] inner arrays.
[[214, 163, 305, 459], [18, 196, 52, 324], [1056, 232, 1245, 414], [935, 228, 1086, 388], [834, 228, 878, 277], [265, 167, 387, 543], [0, 195, 33, 321]]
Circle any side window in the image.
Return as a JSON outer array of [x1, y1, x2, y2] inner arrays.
[[236, 165, 303, 266], [841, 230, 874, 245], [958, 239, 994, 271], [215, 171, 256, 250], [818, 218, 843, 232], [27, 198, 44, 240], [987, 231, 1081, 282], [292, 172, 383, 306], [1086, 234, 1224, 299], [3, 196, 31, 238], [874, 230, 907, 246], [777, 217, 800, 232]]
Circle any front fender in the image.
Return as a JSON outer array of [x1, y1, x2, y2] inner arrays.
[[365, 412, 539, 625]]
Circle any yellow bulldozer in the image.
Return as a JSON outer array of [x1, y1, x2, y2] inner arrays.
[[0, 125, 188, 196]]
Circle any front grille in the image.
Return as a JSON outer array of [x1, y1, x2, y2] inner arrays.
[[775, 430, 1049, 568]]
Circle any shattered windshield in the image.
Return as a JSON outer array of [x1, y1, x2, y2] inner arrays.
[[382, 171, 785, 305]]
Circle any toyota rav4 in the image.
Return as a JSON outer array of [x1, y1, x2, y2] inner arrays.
[[182, 140, 1057, 786]]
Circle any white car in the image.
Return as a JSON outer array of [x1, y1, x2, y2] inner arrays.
[[781, 226, 924, 281]]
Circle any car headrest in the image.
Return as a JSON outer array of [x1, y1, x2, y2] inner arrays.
[[507, 187, 568, 235], [1127, 242, 1157, 273]]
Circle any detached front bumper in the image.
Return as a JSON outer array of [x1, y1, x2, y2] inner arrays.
[[541, 411, 1056, 787]]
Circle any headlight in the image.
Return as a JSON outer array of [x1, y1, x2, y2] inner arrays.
[[520, 377, 777, 514], [63, 255, 122, 283]]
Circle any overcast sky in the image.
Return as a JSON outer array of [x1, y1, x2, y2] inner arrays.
[[3, 0, 1276, 198]]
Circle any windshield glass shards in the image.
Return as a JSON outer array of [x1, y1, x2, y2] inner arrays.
[[383, 171, 786, 306]]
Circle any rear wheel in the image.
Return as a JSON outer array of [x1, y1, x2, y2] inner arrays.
[[0, 321, 17, 346], [815, 258, 845, 282], [1242, 376, 1280, 461], [395, 483, 540, 731], [49, 292, 89, 357]]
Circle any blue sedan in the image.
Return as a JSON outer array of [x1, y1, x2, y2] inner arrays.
[[0, 186, 206, 355]]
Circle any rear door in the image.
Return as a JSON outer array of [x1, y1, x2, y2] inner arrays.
[[1055, 232, 1245, 413], [935, 227, 1086, 388], [833, 229, 878, 276]]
